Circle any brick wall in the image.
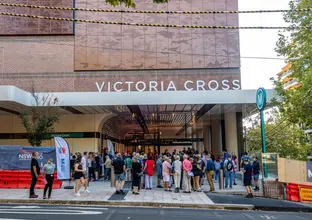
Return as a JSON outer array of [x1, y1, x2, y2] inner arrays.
[[0, 36, 74, 75]]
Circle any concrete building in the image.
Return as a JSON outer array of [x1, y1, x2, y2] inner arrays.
[[0, 0, 274, 157]]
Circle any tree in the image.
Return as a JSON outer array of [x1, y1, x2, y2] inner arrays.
[[273, 0, 312, 127], [105, 0, 167, 8], [246, 112, 311, 160], [19, 86, 60, 146]]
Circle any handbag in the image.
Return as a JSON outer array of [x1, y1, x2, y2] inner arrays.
[[187, 171, 194, 177]]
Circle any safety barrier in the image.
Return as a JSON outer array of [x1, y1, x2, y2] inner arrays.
[[0, 170, 62, 189], [286, 183, 300, 202]]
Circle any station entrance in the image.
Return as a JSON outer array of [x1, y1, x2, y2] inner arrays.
[[100, 104, 254, 158]]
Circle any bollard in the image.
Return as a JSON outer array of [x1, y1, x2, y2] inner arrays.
[[219, 169, 224, 190], [111, 167, 114, 187]]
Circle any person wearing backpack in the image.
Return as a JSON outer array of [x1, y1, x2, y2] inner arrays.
[[224, 156, 234, 189]]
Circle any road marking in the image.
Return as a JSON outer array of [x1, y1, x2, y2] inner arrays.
[[260, 215, 277, 219], [104, 209, 116, 220], [242, 213, 256, 219], [0, 209, 102, 215], [66, 207, 109, 210], [12, 206, 40, 209], [0, 218, 27, 220]]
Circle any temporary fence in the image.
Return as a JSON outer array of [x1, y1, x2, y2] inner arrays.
[[0, 170, 62, 189]]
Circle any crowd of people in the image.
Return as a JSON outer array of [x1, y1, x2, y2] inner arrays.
[[28, 148, 260, 199]]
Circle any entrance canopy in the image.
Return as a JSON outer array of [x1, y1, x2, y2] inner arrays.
[[0, 85, 275, 107]]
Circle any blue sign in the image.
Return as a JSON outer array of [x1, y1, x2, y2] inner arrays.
[[0, 146, 56, 170], [307, 162, 312, 182], [256, 87, 267, 111]]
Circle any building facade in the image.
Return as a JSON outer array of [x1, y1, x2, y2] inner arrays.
[[0, 0, 272, 156]]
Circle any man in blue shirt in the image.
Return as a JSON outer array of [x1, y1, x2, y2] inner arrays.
[[243, 158, 253, 198]]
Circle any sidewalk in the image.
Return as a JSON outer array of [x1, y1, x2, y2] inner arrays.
[[0, 178, 309, 212], [0, 180, 252, 210]]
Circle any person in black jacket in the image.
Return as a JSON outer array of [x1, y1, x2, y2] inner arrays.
[[30, 152, 40, 198], [191, 158, 202, 192], [252, 156, 260, 191]]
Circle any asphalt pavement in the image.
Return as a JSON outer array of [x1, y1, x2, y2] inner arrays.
[[0, 204, 312, 220], [206, 193, 312, 212]]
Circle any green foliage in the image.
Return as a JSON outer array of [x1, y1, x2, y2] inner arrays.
[[19, 91, 60, 146], [246, 113, 311, 160], [105, 0, 168, 8], [273, 0, 312, 127]]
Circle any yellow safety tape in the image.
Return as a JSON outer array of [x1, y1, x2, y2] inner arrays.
[[0, 3, 311, 14], [0, 12, 311, 29]]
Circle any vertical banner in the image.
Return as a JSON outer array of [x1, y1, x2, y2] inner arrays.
[[107, 139, 115, 157], [54, 137, 70, 180]]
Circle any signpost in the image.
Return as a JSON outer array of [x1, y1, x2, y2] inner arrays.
[[256, 88, 268, 178]]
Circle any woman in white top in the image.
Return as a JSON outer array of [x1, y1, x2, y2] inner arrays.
[[173, 155, 182, 193]]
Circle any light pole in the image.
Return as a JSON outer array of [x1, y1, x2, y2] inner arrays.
[[256, 87, 268, 178]]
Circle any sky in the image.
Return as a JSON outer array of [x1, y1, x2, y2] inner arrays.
[[238, 0, 290, 90]]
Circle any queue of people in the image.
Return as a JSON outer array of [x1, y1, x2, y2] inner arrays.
[[28, 148, 261, 199]]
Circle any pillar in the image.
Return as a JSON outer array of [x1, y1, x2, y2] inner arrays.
[[203, 126, 209, 152], [197, 130, 203, 153], [211, 119, 222, 156], [192, 131, 197, 150], [224, 112, 238, 157], [236, 112, 244, 163]]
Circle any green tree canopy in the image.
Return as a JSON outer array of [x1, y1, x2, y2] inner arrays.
[[246, 113, 311, 160], [105, 0, 167, 8], [273, 0, 312, 127]]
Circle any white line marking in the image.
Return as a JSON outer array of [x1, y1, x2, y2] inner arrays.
[[12, 206, 40, 209], [0, 209, 102, 215], [0, 218, 27, 220], [242, 213, 256, 220], [68, 207, 109, 210]]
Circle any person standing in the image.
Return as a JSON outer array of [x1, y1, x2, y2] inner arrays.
[[191, 157, 201, 192], [80, 152, 91, 193], [243, 158, 253, 198], [182, 154, 192, 193], [29, 152, 40, 198], [124, 154, 132, 182], [156, 155, 164, 188], [132, 156, 142, 195], [104, 155, 112, 181], [73, 155, 85, 197], [42, 159, 56, 199], [214, 157, 221, 182], [173, 155, 182, 193], [144, 156, 155, 189], [112, 153, 126, 194], [252, 156, 260, 191], [205, 155, 215, 192], [162, 157, 171, 191], [224, 156, 234, 189]]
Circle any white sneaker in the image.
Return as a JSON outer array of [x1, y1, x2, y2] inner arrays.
[[85, 189, 91, 193], [75, 192, 81, 197]]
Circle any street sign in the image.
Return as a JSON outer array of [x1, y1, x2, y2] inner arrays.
[[299, 186, 312, 202], [256, 87, 267, 111]]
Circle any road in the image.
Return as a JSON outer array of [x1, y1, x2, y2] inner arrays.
[[0, 204, 311, 220]]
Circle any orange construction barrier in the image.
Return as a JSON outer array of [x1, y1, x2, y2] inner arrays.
[[0, 170, 62, 189]]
